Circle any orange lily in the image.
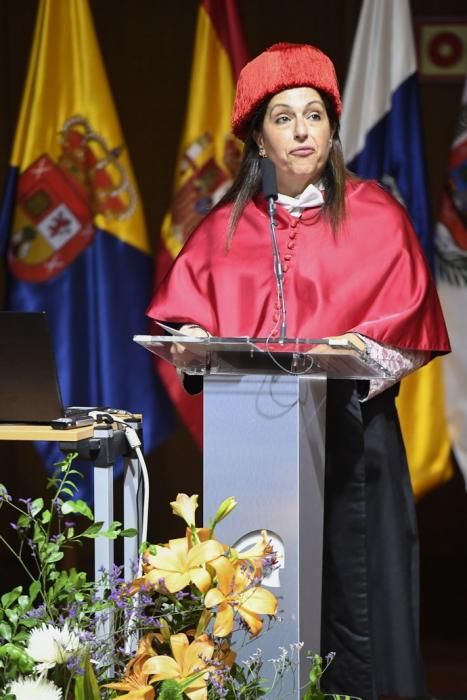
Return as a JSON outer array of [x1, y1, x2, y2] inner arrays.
[[103, 633, 157, 699], [230, 529, 275, 578], [143, 633, 215, 700], [204, 556, 278, 637]]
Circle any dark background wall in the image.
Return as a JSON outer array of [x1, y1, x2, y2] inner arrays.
[[0, 1, 467, 694]]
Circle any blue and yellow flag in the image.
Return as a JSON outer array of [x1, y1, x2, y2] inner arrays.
[[0, 0, 173, 487]]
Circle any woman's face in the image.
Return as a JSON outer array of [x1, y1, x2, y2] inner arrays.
[[256, 86, 334, 197]]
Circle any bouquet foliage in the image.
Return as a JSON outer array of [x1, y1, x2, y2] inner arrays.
[[0, 454, 347, 700]]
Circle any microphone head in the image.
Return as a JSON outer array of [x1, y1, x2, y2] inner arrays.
[[260, 157, 278, 201]]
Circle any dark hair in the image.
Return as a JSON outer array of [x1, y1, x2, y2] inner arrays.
[[218, 90, 348, 246]]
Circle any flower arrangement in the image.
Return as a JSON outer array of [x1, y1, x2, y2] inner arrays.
[[0, 454, 348, 700]]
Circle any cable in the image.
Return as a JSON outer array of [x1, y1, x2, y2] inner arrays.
[[88, 411, 149, 577]]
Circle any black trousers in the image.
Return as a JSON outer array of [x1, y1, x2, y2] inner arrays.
[[320, 381, 426, 700]]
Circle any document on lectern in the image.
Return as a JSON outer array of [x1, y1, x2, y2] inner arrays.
[[134, 332, 392, 381]]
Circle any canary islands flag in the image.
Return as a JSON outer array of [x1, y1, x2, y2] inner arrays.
[[341, 0, 453, 498], [0, 0, 174, 489], [154, 0, 249, 446]]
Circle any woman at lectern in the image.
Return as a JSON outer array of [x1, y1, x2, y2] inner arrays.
[[147, 43, 450, 700]]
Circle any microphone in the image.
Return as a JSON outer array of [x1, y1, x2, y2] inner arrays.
[[260, 158, 287, 341], [260, 156, 278, 201]]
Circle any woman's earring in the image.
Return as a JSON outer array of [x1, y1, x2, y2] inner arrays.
[[329, 139, 333, 147], [258, 146, 266, 158]]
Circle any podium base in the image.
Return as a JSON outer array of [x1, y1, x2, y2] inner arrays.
[[203, 373, 326, 696]]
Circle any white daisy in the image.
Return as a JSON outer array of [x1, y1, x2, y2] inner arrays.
[[26, 622, 82, 672], [9, 676, 62, 700]]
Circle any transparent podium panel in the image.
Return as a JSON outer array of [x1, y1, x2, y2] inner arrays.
[[133, 335, 390, 379]]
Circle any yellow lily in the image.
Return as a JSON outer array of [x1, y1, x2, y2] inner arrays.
[[103, 633, 157, 699], [140, 536, 224, 593], [171, 493, 199, 527], [143, 633, 215, 700], [204, 557, 278, 637]]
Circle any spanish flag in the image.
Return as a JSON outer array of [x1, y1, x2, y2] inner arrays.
[[154, 0, 249, 446], [0, 0, 174, 491]]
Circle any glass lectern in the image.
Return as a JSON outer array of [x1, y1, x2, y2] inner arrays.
[[134, 334, 390, 697]]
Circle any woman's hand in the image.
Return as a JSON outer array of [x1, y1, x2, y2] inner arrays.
[[170, 324, 210, 364]]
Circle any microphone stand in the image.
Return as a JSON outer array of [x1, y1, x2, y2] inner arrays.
[[260, 157, 287, 342], [266, 196, 287, 342]]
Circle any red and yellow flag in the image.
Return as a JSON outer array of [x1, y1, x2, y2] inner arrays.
[[154, 0, 249, 445]]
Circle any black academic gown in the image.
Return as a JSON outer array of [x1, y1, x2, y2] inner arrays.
[[321, 380, 426, 700]]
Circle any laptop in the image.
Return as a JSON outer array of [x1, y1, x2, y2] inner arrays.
[[0, 311, 78, 425]]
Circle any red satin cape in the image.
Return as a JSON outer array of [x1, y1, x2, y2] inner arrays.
[[148, 179, 450, 354]]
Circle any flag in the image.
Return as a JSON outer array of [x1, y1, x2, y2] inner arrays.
[[435, 78, 467, 484], [0, 0, 174, 496], [340, 0, 453, 498], [154, 0, 249, 446]]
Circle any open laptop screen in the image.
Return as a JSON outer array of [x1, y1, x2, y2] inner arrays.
[[0, 311, 64, 423]]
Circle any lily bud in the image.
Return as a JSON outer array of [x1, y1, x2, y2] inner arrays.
[[211, 496, 237, 530]]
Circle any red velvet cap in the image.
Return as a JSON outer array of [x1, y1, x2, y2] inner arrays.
[[232, 43, 342, 140]]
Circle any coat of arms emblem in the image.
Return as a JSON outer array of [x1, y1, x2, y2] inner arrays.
[[9, 115, 135, 282]]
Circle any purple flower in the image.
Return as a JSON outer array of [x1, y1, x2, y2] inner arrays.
[[27, 604, 47, 619], [67, 654, 84, 675]]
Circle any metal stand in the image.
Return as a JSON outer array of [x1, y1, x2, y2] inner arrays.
[[203, 374, 326, 697], [59, 418, 143, 582]]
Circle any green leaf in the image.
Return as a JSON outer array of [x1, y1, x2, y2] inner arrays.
[[61, 487, 76, 498], [30, 497, 44, 517], [73, 655, 101, 700], [16, 514, 30, 528], [81, 522, 103, 538], [159, 679, 185, 699], [61, 499, 94, 520], [120, 528, 138, 538], [139, 541, 157, 555], [45, 550, 64, 564], [303, 653, 326, 700], [99, 521, 122, 540], [0, 622, 12, 641], [68, 468, 84, 478], [195, 609, 211, 637], [17, 595, 30, 611], [5, 609, 18, 625], [0, 642, 34, 672], [1, 587, 22, 609], [41, 509, 51, 524]]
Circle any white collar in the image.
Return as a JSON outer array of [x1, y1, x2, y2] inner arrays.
[[277, 182, 324, 217]]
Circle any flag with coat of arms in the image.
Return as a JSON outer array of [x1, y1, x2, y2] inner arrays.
[[435, 77, 467, 485], [154, 0, 249, 446], [340, 0, 453, 498], [0, 0, 174, 496]]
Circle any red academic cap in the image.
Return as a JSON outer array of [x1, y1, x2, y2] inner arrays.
[[232, 42, 342, 141]]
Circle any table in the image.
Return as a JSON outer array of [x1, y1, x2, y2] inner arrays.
[[0, 418, 143, 582]]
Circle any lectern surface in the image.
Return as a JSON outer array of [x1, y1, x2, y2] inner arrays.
[[134, 334, 392, 380]]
